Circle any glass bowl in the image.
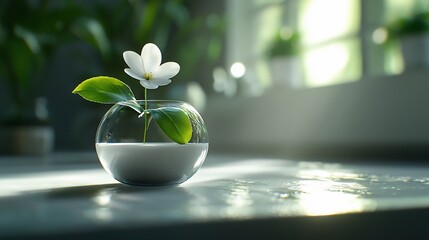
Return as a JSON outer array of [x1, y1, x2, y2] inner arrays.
[[95, 100, 209, 186]]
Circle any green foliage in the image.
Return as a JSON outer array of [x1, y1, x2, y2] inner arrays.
[[387, 12, 429, 39], [0, 0, 225, 91], [0, 0, 225, 124], [266, 29, 300, 58], [0, 0, 89, 123], [74, 0, 225, 85], [0, 1, 82, 92], [149, 107, 192, 144]]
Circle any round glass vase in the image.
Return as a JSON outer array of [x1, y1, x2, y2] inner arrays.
[[95, 100, 209, 186]]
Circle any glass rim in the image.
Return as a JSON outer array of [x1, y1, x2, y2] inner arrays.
[[116, 100, 187, 104]]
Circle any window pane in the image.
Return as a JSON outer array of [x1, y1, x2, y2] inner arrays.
[[299, 0, 360, 45], [303, 39, 362, 87]]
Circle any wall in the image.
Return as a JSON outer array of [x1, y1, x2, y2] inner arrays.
[[205, 70, 429, 160]]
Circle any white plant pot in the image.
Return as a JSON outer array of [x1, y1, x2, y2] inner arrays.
[[0, 126, 54, 155], [400, 33, 429, 71], [269, 57, 302, 88]]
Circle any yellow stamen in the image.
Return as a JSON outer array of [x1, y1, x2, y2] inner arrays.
[[144, 72, 153, 80]]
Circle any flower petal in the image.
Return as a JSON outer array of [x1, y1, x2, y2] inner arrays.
[[139, 80, 159, 89], [151, 78, 172, 86], [141, 43, 161, 73], [152, 62, 180, 79], [125, 68, 145, 81], [123, 51, 145, 75]]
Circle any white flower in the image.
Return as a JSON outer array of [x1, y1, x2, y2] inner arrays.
[[123, 43, 180, 89]]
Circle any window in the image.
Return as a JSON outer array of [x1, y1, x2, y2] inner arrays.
[[299, 0, 361, 87], [226, 0, 426, 93]]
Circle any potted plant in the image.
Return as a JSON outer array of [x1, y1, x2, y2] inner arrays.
[[386, 11, 429, 70], [266, 28, 302, 87], [73, 43, 209, 186], [0, 1, 68, 155]]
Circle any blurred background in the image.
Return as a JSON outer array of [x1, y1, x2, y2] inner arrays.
[[1, 0, 429, 161]]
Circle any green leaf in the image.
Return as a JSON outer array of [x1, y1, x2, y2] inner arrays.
[[149, 107, 192, 144], [72, 76, 142, 113]]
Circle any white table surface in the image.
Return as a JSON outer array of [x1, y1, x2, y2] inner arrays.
[[1, 153, 429, 239]]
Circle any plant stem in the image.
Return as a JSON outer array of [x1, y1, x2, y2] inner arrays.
[[143, 88, 148, 143]]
